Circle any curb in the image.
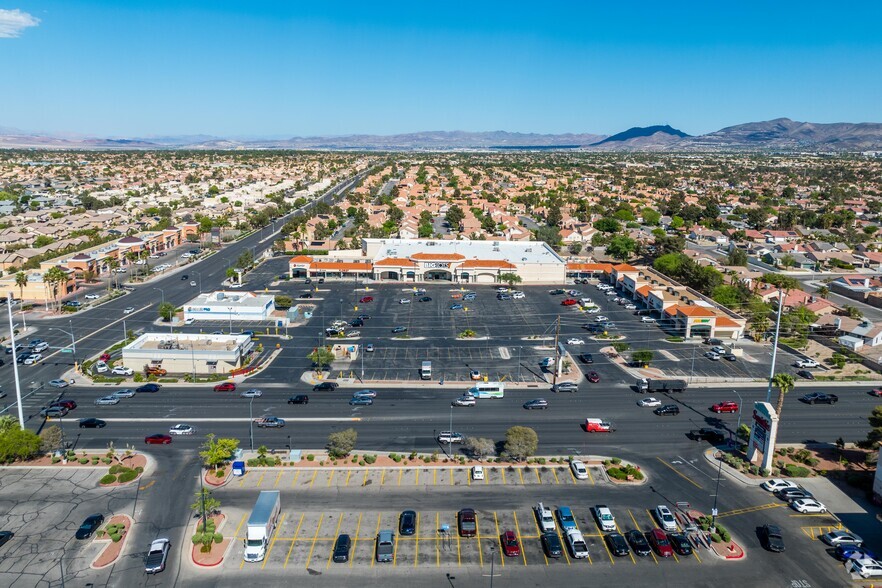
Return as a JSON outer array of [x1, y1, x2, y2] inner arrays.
[[702, 448, 764, 486], [190, 514, 229, 568], [90, 514, 134, 570]]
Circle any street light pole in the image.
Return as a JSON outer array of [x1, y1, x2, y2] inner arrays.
[[710, 449, 724, 534], [228, 306, 234, 334], [732, 388, 744, 444], [249, 395, 254, 451], [766, 288, 785, 403], [489, 545, 495, 588], [449, 405, 453, 458], [7, 293, 23, 427]]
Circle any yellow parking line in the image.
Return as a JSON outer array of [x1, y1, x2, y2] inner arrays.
[[363, 469, 369, 486], [305, 514, 325, 569], [327, 470, 335, 487], [501, 469, 507, 485], [586, 466, 595, 485], [628, 510, 657, 565], [456, 513, 462, 566], [450, 468, 454, 486], [308, 470, 318, 488], [414, 512, 420, 567], [692, 545, 702, 563], [350, 513, 363, 568], [475, 513, 483, 568], [436, 512, 441, 567], [594, 519, 614, 564], [567, 467, 577, 483], [513, 511, 527, 566], [326, 515, 343, 569], [345, 470, 352, 486], [371, 513, 381, 568], [654, 456, 702, 489], [290, 470, 300, 487], [255, 472, 266, 487], [534, 468, 541, 484], [556, 525, 571, 565], [272, 471, 282, 488], [398, 469, 403, 486], [234, 512, 248, 539], [552, 468, 560, 484], [483, 468, 488, 484], [493, 512, 504, 567], [433, 469, 437, 485], [518, 468, 525, 485], [283, 513, 304, 568], [415, 469, 420, 485], [238, 473, 246, 487], [381, 469, 387, 485], [261, 513, 286, 569], [393, 531, 399, 567]]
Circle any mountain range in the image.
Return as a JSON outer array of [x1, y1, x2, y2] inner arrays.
[[2, 118, 882, 151]]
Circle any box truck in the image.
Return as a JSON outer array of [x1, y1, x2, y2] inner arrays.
[[243, 491, 281, 562], [636, 378, 688, 393]]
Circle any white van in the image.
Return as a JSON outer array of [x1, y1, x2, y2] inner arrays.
[[467, 381, 505, 399], [420, 361, 432, 380]]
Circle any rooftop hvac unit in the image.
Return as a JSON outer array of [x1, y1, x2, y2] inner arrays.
[[493, 248, 500, 252]]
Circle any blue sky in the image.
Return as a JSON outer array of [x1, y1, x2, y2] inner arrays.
[[2, 1, 881, 137]]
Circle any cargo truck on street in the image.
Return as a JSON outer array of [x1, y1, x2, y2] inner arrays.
[[243, 491, 281, 562], [636, 378, 688, 393]]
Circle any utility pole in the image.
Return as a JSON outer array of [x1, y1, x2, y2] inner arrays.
[[766, 288, 785, 403], [552, 316, 561, 389]]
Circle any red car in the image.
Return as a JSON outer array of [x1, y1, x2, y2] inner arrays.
[[145, 434, 172, 445], [711, 401, 739, 414], [213, 382, 236, 392], [561, 299, 578, 306], [51, 400, 78, 410], [99, 353, 111, 362], [872, 388, 882, 397], [648, 528, 673, 557], [501, 530, 521, 557], [587, 372, 600, 383], [359, 296, 374, 303]]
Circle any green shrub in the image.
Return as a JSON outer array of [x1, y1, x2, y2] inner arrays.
[[805, 457, 820, 467], [611, 457, 622, 465], [109, 464, 123, 474], [110, 533, 122, 542], [135, 466, 144, 473], [78, 457, 89, 464], [102, 457, 112, 465], [785, 464, 811, 477], [91, 457, 99, 464], [213, 533, 223, 544], [364, 454, 377, 464], [306, 454, 315, 461], [51, 456, 61, 464], [118, 470, 138, 483], [710, 532, 722, 543], [100, 474, 117, 484], [214, 468, 225, 478]]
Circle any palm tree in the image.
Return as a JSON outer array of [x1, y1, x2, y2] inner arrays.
[[43, 266, 68, 311], [107, 258, 119, 291], [771, 372, 795, 418], [14, 271, 27, 301], [816, 285, 830, 299]]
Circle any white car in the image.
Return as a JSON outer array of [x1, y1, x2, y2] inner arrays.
[[184, 318, 195, 325], [605, 290, 617, 297], [711, 346, 727, 354], [95, 395, 120, 406], [850, 558, 882, 579], [594, 316, 609, 322], [625, 304, 637, 310], [512, 291, 525, 299], [181, 252, 192, 258], [452, 395, 476, 407], [49, 379, 69, 388], [594, 505, 616, 532], [31, 342, 49, 353], [640, 316, 656, 323], [398, 298, 411, 304], [760, 479, 799, 492], [566, 529, 590, 558], [84, 294, 101, 300], [535, 503, 556, 532], [791, 499, 827, 513], [471, 466, 484, 480], [112, 389, 136, 398], [240, 388, 263, 398], [23, 354, 42, 365], [111, 366, 134, 376], [190, 281, 197, 287], [570, 460, 589, 480], [794, 359, 820, 369], [123, 307, 135, 314], [566, 338, 585, 345], [638, 397, 662, 407], [229, 283, 243, 289], [654, 505, 677, 532], [94, 361, 109, 373], [704, 351, 720, 361], [821, 530, 863, 546], [585, 307, 600, 314], [169, 423, 196, 436]]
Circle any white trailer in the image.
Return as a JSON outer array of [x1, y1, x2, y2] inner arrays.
[[243, 491, 281, 562]]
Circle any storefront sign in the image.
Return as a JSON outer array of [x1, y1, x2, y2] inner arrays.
[[423, 262, 450, 269]]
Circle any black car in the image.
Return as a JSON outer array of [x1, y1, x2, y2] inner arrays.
[[136, 383, 161, 393], [549, 289, 565, 295], [800, 392, 838, 405], [181, 275, 188, 280], [332, 533, 351, 563], [75, 514, 104, 539], [605, 532, 630, 557], [399, 510, 416, 535], [313, 382, 338, 392], [299, 293, 314, 299], [0, 531, 13, 548], [688, 428, 725, 443], [654, 404, 680, 416], [541, 531, 563, 558], [775, 488, 813, 502], [305, 278, 312, 284], [78, 418, 106, 429], [318, 278, 325, 284], [16, 352, 32, 364], [578, 353, 594, 364], [668, 532, 693, 556], [349, 319, 364, 328], [760, 524, 785, 553], [288, 395, 309, 404], [357, 314, 371, 320], [5, 344, 23, 355], [796, 370, 815, 380], [419, 296, 432, 302], [625, 529, 651, 556]]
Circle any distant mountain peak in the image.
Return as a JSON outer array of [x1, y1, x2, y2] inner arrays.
[[593, 125, 690, 146]]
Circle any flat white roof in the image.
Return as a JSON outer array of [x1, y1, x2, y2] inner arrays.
[[187, 291, 274, 309], [366, 238, 565, 265]]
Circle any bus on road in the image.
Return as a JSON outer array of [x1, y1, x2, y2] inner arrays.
[[467, 381, 505, 399]]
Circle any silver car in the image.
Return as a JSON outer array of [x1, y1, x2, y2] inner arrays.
[[112, 389, 136, 399], [95, 395, 120, 406]]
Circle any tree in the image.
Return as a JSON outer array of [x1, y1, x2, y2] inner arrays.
[[606, 236, 636, 261], [308, 346, 336, 372], [43, 266, 68, 311], [864, 406, 882, 449], [191, 488, 221, 521], [593, 217, 621, 234], [727, 248, 748, 267], [0, 425, 42, 463], [502, 426, 538, 461], [816, 286, 830, 299], [225, 267, 237, 282], [669, 216, 684, 230], [535, 226, 561, 248], [464, 437, 495, 460], [779, 254, 796, 268], [654, 234, 686, 256], [39, 425, 63, 453], [158, 302, 176, 322], [653, 253, 689, 277], [236, 250, 254, 270], [771, 373, 795, 422], [642, 208, 661, 226], [14, 271, 27, 301], [712, 285, 746, 308], [843, 304, 863, 320], [631, 350, 653, 367], [445, 205, 464, 228], [199, 434, 240, 470], [567, 242, 583, 256], [498, 273, 522, 287], [327, 428, 357, 458], [746, 208, 769, 229], [274, 295, 293, 309]]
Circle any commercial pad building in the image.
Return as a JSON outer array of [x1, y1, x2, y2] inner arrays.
[[121, 333, 254, 375], [183, 291, 276, 323], [289, 238, 567, 283]]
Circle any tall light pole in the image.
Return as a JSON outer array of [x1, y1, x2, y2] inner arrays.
[[710, 449, 724, 534], [50, 323, 77, 367], [6, 293, 24, 427], [227, 306, 234, 334], [249, 395, 255, 451], [152, 287, 165, 306], [489, 545, 496, 588], [766, 288, 785, 403], [449, 405, 453, 457], [732, 388, 744, 445], [194, 271, 202, 293]]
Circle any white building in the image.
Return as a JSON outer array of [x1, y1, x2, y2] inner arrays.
[[183, 291, 275, 323], [121, 333, 254, 375]]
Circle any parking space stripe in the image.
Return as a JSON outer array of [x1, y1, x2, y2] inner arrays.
[[594, 519, 614, 564], [261, 513, 286, 569], [552, 468, 560, 484], [628, 509, 658, 565], [567, 467, 577, 483], [455, 512, 462, 567], [398, 469, 403, 486], [255, 472, 265, 487], [233, 512, 248, 539], [513, 511, 527, 566], [345, 470, 352, 486], [305, 514, 325, 569], [283, 513, 305, 569], [501, 469, 507, 485], [586, 466, 595, 485], [393, 531, 398, 567], [533, 468, 541, 484], [308, 470, 317, 488], [371, 513, 381, 568], [450, 468, 454, 485], [326, 516, 344, 569], [362, 469, 369, 486], [483, 469, 488, 484], [493, 512, 504, 567], [291, 470, 300, 487], [614, 523, 636, 564], [350, 513, 363, 568], [238, 473, 247, 487], [327, 470, 335, 487], [654, 457, 702, 489], [436, 512, 441, 567], [518, 469, 525, 485], [273, 471, 282, 488], [433, 469, 437, 485], [414, 512, 421, 567], [692, 546, 701, 563], [475, 513, 483, 568], [415, 469, 420, 485], [381, 469, 387, 485]]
